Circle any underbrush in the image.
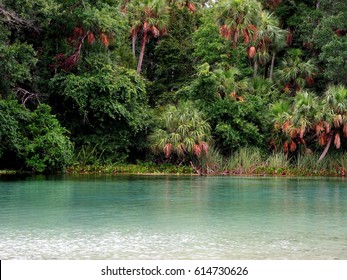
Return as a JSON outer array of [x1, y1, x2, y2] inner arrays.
[[55, 148, 347, 177], [67, 162, 193, 175], [196, 147, 347, 176]]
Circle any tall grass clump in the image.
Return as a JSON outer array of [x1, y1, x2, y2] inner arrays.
[[229, 146, 263, 174], [74, 144, 105, 166], [192, 145, 226, 174], [265, 152, 290, 172], [296, 153, 339, 175], [336, 152, 347, 175], [296, 153, 320, 173]]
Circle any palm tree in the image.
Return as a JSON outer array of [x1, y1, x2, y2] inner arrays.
[[213, 64, 249, 99], [255, 10, 286, 80], [148, 101, 211, 162], [275, 49, 317, 95], [324, 85, 347, 115], [272, 85, 347, 161], [271, 90, 321, 154], [167, 0, 202, 13], [261, 0, 282, 11], [126, 0, 169, 73], [252, 48, 270, 78], [317, 85, 347, 161], [291, 90, 320, 139], [216, 0, 261, 47]]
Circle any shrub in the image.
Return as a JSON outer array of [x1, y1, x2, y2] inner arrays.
[[0, 99, 73, 172]]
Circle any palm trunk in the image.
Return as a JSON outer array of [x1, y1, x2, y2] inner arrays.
[[137, 32, 147, 74], [269, 51, 276, 81], [253, 60, 258, 78], [264, 64, 269, 79], [132, 34, 136, 57], [233, 29, 239, 46], [316, 0, 321, 9], [318, 136, 332, 162]]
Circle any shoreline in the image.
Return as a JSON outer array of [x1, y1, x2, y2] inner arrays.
[[1, 164, 346, 177]]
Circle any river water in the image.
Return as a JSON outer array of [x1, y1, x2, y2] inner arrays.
[[0, 175, 346, 259]]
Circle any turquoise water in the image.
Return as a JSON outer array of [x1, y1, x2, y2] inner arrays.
[[0, 175, 346, 259]]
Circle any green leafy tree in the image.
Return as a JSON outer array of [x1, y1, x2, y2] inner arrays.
[[149, 5, 198, 105], [179, 62, 251, 103], [50, 65, 151, 162], [207, 95, 270, 153], [0, 4, 38, 98], [311, 1, 347, 85], [192, 9, 231, 66], [179, 62, 271, 153], [0, 99, 73, 172], [193, 7, 252, 77], [277, 0, 347, 87], [0, 100, 30, 162], [318, 36, 347, 85], [23, 104, 74, 172]]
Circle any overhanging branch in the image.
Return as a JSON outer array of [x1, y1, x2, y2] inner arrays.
[[0, 4, 40, 33], [15, 87, 41, 107]]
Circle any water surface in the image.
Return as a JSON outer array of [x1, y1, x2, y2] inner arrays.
[[0, 175, 346, 259]]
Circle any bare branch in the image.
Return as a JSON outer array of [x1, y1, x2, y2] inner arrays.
[[15, 87, 41, 107], [0, 4, 40, 33]]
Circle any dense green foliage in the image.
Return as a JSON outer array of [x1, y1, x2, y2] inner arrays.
[[50, 65, 150, 162], [1, 0, 347, 174], [0, 99, 73, 172]]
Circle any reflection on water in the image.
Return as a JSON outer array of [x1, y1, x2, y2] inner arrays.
[[0, 175, 346, 259]]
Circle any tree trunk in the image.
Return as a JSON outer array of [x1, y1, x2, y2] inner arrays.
[[233, 29, 239, 46], [269, 51, 276, 81], [132, 34, 136, 57], [137, 31, 147, 74], [316, 0, 321, 9], [264, 64, 269, 79], [318, 136, 332, 162], [190, 161, 203, 176], [253, 60, 258, 78]]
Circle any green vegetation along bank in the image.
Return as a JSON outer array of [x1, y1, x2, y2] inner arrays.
[[1, 1, 347, 175]]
